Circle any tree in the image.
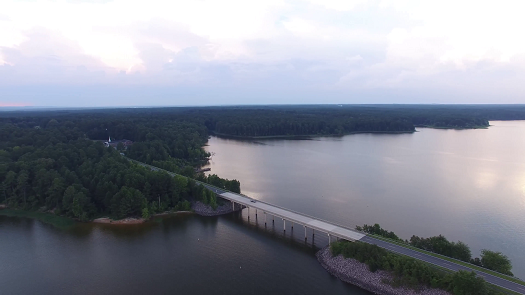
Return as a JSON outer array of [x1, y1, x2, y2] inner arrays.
[[480, 250, 513, 276], [111, 186, 146, 219], [72, 192, 89, 221], [17, 170, 29, 206], [3, 171, 17, 200], [0, 182, 6, 204], [202, 189, 208, 204], [46, 177, 65, 209], [46, 119, 59, 128], [142, 207, 150, 219], [453, 241, 472, 262], [451, 271, 488, 295], [209, 192, 217, 210], [62, 186, 77, 214]]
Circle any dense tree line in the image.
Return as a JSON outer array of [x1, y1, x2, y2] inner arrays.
[[3, 105, 525, 140], [0, 112, 239, 220], [356, 224, 403, 241], [409, 235, 472, 263], [331, 241, 505, 295], [197, 174, 240, 194], [409, 235, 512, 276], [199, 105, 525, 137], [357, 224, 514, 276]]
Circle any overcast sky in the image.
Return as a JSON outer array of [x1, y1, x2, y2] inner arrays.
[[1, 0, 524, 107]]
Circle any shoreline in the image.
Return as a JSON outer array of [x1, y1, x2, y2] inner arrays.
[[1, 199, 239, 227], [91, 211, 195, 224], [316, 246, 450, 295], [211, 124, 495, 140], [0, 207, 196, 227], [0, 208, 77, 229], [415, 125, 489, 130], [211, 130, 415, 140]]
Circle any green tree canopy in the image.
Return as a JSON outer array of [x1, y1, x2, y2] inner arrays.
[[480, 250, 513, 276]]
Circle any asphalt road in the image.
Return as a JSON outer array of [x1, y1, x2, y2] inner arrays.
[[361, 236, 525, 294]]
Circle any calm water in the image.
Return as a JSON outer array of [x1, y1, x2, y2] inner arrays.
[[0, 213, 370, 295], [204, 121, 525, 278], [2, 121, 524, 294]]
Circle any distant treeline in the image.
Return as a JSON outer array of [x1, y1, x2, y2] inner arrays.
[[3, 105, 525, 139], [357, 224, 513, 276], [331, 241, 506, 295], [199, 104, 525, 137]]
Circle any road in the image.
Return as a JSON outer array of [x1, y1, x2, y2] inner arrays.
[[361, 236, 525, 294]]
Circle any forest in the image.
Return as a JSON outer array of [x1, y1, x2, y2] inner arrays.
[[1, 105, 524, 220], [0, 111, 240, 221], [199, 104, 525, 137]]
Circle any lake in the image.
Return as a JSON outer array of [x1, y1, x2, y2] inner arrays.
[[0, 213, 368, 295], [1, 120, 524, 294], [204, 121, 525, 278]]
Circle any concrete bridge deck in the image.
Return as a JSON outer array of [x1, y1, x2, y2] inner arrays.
[[217, 192, 365, 242]]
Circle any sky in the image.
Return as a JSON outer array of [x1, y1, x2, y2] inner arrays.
[[0, 0, 524, 107]]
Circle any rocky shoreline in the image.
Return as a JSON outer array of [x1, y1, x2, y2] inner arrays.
[[192, 200, 241, 216], [316, 247, 450, 295]]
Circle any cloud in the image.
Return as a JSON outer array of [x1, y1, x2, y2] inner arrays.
[[306, 0, 368, 11], [1, 0, 525, 105], [0, 27, 112, 85]]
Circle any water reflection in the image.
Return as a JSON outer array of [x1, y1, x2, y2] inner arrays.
[[0, 214, 370, 295], [204, 121, 525, 278]]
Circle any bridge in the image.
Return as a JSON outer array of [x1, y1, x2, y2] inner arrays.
[[213, 191, 365, 243], [130, 158, 525, 294], [204, 188, 525, 294]]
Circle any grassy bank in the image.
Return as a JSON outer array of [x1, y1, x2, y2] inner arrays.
[[0, 209, 77, 229], [368, 234, 525, 287]]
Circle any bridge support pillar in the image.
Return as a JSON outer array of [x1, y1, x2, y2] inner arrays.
[[232, 201, 235, 211], [328, 234, 331, 244], [283, 219, 286, 232], [248, 207, 250, 220], [304, 226, 307, 241], [264, 212, 266, 226], [256, 209, 257, 219]]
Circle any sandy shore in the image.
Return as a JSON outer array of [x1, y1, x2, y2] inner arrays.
[[316, 246, 450, 295], [92, 217, 145, 224], [92, 211, 194, 224]]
